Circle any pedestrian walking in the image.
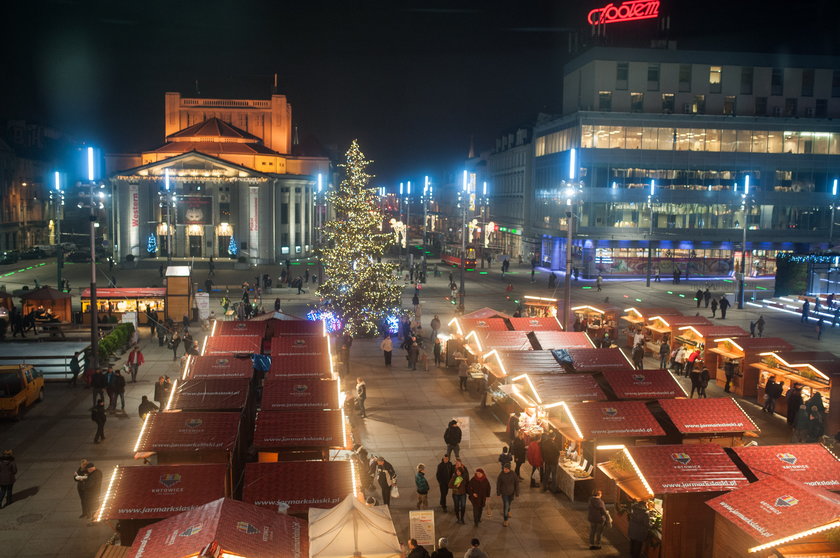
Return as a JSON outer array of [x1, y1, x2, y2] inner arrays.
[[126, 345, 144, 383], [457, 359, 468, 391], [710, 298, 718, 318], [92, 400, 107, 443], [415, 464, 429, 509], [158, 264, 164, 278], [340, 341, 351, 377], [433, 337, 442, 367], [654, 267, 660, 282], [763, 376, 783, 414], [756, 315, 765, 337], [448, 465, 468, 524], [695, 289, 703, 308], [74, 459, 90, 518], [703, 288, 711, 307], [526, 436, 543, 487], [112, 369, 126, 411], [436, 455, 454, 512], [658, 340, 669, 369], [80, 462, 102, 524], [631, 343, 645, 370], [548, 273, 556, 289], [816, 317, 824, 340], [169, 330, 181, 361], [356, 377, 367, 418], [698, 367, 710, 398], [719, 295, 730, 319], [792, 404, 810, 443], [0, 449, 17, 508], [407, 340, 420, 370], [684, 348, 701, 377], [541, 433, 560, 493], [431, 538, 453, 558], [596, 274, 603, 292], [511, 432, 526, 479], [588, 489, 610, 550], [138, 395, 158, 420], [506, 412, 520, 446], [496, 462, 519, 526], [444, 420, 462, 459], [91, 369, 107, 409], [785, 384, 803, 427], [805, 392, 826, 443], [801, 300, 810, 323], [430, 314, 440, 339], [156, 322, 166, 346], [104, 366, 117, 410], [628, 501, 652, 558], [407, 538, 430, 558], [723, 358, 737, 393], [467, 469, 491, 526], [380, 336, 393, 367], [369, 456, 397, 507], [530, 267, 535, 282], [498, 446, 513, 471], [69, 351, 81, 386], [464, 539, 488, 558]]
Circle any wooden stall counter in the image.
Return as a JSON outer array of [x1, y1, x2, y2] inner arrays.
[[567, 304, 621, 344], [706, 337, 793, 397], [81, 287, 164, 325], [643, 315, 711, 354], [620, 307, 681, 348]]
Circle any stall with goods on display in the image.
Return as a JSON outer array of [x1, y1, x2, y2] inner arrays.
[[598, 444, 750, 558], [80, 288, 164, 325], [706, 337, 794, 396], [508, 315, 564, 331], [706, 475, 840, 558], [211, 319, 268, 338], [728, 443, 840, 491], [600, 369, 686, 400], [265, 353, 333, 381], [21, 286, 72, 323], [242, 461, 355, 516], [267, 318, 325, 337], [656, 397, 759, 447], [308, 495, 402, 558], [522, 295, 559, 317], [751, 350, 840, 434], [181, 355, 255, 381], [530, 331, 594, 350], [253, 410, 346, 461], [499, 373, 608, 430], [261, 378, 340, 411], [203, 335, 263, 356], [643, 315, 711, 354], [95, 463, 229, 545], [565, 304, 621, 343], [270, 334, 329, 355], [672, 325, 749, 374], [620, 307, 682, 347], [125, 497, 308, 558], [548, 401, 666, 502]]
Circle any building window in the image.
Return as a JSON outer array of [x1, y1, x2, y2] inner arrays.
[[784, 98, 798, 117], [771, 68, 783, 96], [647, 64, 660, 91], [723, 96, 736, 115], [709, 66, 722, 93], [801, 69, 815, 97], [755, 97, 767, 116], [598, 91, 612, 112], [219, 202, 230, 221], [661, 93, 675, 113], [631, 92, 644, 113], [281, 203, 289, 224], [833, 70, 840, 97], [616, 62, 628, 90], [692, 95, 705, 114], [740, 67, 753, 94], [816, 99, 828, 118], [679, 64, 692, 92]]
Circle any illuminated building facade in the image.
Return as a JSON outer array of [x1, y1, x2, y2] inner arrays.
[[109, 92, 329, 263], [532, 46, 840, 277]]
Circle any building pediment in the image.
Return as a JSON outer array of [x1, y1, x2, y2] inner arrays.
[[111, 150, 269, 181]]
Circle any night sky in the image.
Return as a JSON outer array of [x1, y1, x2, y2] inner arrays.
[[2, 0, 839, 184]]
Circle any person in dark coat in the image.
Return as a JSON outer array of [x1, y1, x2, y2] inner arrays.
[[719, 295, 730, 319], [526, 436, 544, 487], [138, 395, 158, 420], [0, 449, 17, 508], [541, 434, 561, 492], [430, 538, 453, 558], [91, 369, 107, 409], [153, 376, 167, 405], [81, 462, 102, 523], [370, 456, 397, 507], [628, 501, 652, 558], [74, 459, 90, 518], [435, 455, 454, 512], [710, 297, 718, 318], [723, 358, 737, 393], [785, 384, 804, 427], [588, 489, 609, 550], [763, 376, 783, 414], [632, 343, 645, 370], [466, 469, 491, 526], [658, 341, 670, 369], [511, 432, 527, 479], [507, 411, 521, 445], [91, 400, 107, 443], [496, 463, 519, 526], [406, 538, 430, 558], [69, 352, 81, 387], [444, 420, 462, 459], [703, 288, 711, 307], [695, 289, 703, 308], [112, 369, 126, 411]]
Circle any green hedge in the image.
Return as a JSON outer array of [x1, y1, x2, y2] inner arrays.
[[98, 323, 135, 363]]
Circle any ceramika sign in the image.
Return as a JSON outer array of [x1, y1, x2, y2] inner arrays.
[[588, 0, 660, 25]]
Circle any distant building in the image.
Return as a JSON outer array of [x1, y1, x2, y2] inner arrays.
[[486, 125, 534, 260], [108, 92, 329, 263]]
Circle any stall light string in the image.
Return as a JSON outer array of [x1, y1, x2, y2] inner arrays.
[[96, 466, 120, 523], [748, 521, 840, 553]]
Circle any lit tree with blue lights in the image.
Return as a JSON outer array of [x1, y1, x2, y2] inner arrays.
[[316, 140, 401, 336], [228, 235, 238, 257], [147, 233, 157, 255]]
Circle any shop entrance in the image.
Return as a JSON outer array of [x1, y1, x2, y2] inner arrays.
[[218, 236, 230, 257], [188, 235, 202, 257]]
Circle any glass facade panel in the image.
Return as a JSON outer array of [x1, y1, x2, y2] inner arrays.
[[751, 131, 767, 153], [662, 93, 675, 113], [741, 67, 753, 95], [594, 125, 609, 148], [720, 129, 736, 152], [736, 129, 752, 152], [706, 129, 721, 152], [625, 127, 642, 149], [609, 126, 625, 149], [658, 128, 674, 150], [674, 129, 689, 151], [581, 125, 593, 148], [767, 131, 782, 153]]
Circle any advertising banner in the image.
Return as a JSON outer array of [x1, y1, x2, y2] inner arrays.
[[177, 196, 212, 225], [128, 184, 139, 254], [249, 187, 259, 256]]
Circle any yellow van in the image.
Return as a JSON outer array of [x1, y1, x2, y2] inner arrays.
[[0, 365, 44, 419]]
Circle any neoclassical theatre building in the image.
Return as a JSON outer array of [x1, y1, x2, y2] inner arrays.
[[108, 91, 329, 263]]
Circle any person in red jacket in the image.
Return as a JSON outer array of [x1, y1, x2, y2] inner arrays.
[[466, 468, 491, 526], [126, 345, 145, 383], [526, 436, 543, 488]]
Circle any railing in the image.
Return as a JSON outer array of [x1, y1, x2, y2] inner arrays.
[[181, 98, 271, 108]]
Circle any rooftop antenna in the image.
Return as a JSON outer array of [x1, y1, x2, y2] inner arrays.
[[293, 126, 300, 147], [194, 79, 200, 96], [468, 135, 475, 159], [273, 73, 278, 95]]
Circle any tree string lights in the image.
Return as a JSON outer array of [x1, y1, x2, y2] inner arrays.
[[147, 233, 157, 255], [316, 140, 401, 336]]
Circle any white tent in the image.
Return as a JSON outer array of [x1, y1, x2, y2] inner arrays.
[[308, 495, 403, 558]]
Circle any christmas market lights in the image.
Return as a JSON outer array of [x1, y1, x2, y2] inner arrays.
[[748, 521, 840, 553]]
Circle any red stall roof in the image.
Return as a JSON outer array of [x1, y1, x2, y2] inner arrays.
[[620, 444, 749, 496], [266, 354, 332, 380], [462, 307, 512, 320], [563, 347, 634, 372], [519, 374, 607, 403], [658, 397, 758, 434], [485, 350, 564, 378], [268, 319, 324, 337], [127, 497, 308, 558], [601, 368, 686, 399], [623, 307, 682, 320], [730, 444, 840, 489], [678, 325, 749, 340], [261, 379, 339, 410], [203, 335, 263, 355], [531, 331, 594, 350], [184, 355, 254, 380], [135, 412, 241, 454], [213, 320, 267, 337], [706, 476, 840, 550], [243, 462, 354, 515], [508, 316, 563, 331], [270, 335, 329, 355], [477, 331, 533, 352], [98, 463, 228, 521], [167, 379, 250, 411], [254, 410, 345, 449], [81, 287, 165, 299], [458, 317, 509, 333], [647, 315, 712, 329], [556, 401, 665, 440]]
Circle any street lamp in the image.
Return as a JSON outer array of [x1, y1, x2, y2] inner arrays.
[[85, 146, 100, 374], [830, 178, 838, 248], [51, 171, 65, 290], [459, 170, 468, 313], [405, 180, 411, 270], [423, 176, 430, 250], [737, 175, 751, 310], [646, 179, 656, 288], [562, 186, 576, 330]]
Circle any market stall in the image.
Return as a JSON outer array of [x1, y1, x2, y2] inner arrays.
[[125, 497, 308, 558], [706, 337, 794, 396], [470, 330, 533, 353], [182, 355, 255, 381], [265, 353, 333, 381], [165, 379, 252, 413], [462, 307, 512, 320], [600, 368, 687, 400], [270, 335, 329, 355], [643, 315, 712, 354], [566, 304, 621, 342], [164, 265, 193, 322], [620, 307, 682, 347], [531, 331, 594, 350], [728, 443, 840, 490], [212, 319, 268, 338], [598, 443, 750, 558], [96, 463, 229, 545], [656, 397, 759, 447], [0, 291, 14, 311], [261, 378, 340, 411], [202, 335, 264, 356], [706, 475, 840, 558], [522, 295, 559, 317], [555, 347, 635, 373], [508, 316, 564, 331], [512, 373, 608, 404], [672, 325, 749, 374], [268, 318, 325, 337], [308, 495, 402, 558], [21, 286, 72, 323], [751, 351, 840, 433], [451, 317, 509, 336], [80, 288, 164, 325], [242, 461, 355, 516], [253, 409, 347, 461], [483, 350, 564, 380]]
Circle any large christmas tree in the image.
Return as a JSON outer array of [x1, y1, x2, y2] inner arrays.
[[317, 141, 401, 336]]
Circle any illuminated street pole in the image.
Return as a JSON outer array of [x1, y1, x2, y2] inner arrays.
[[165, 169, 173, 264], [562, 149, 577, 330], [737, 175, 751, 310], [53, 171, 64, 290], [459, 170, 468, 313], [406, 181, 411, 270], [646, 179, 655, 288], [830, 178, 838, 247], [86, 147, 99, 374], [423, 176, 429, 250]]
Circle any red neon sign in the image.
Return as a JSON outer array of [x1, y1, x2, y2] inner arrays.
[[588, 0, 660, 25]]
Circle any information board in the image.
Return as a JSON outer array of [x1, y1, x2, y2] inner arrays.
[[409, 510, 435, 547]]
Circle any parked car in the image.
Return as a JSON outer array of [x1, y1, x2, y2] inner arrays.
[[0, 251, 19, 265], [60, 242, 78, 253], [34, 244, 57, 257], [66, 250, 93, 263], [0, 365, 44, 420], [20, 248, 47, 260]]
